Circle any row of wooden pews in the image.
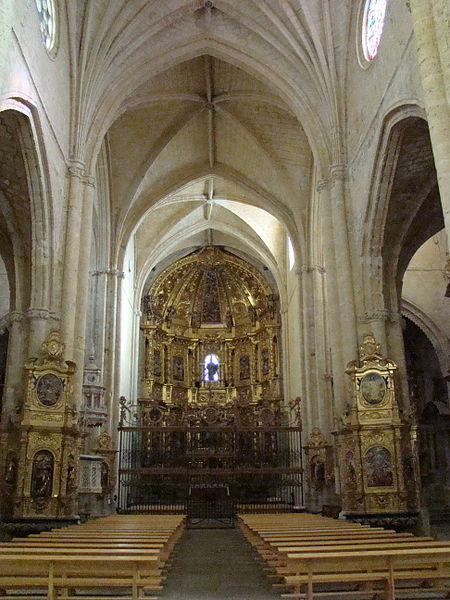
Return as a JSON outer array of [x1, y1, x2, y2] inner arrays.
[[238, 513, 450, 600], [0, 514, 186, 600]]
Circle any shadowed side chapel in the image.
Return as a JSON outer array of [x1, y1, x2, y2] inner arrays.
[[0, 0, 449, 598]]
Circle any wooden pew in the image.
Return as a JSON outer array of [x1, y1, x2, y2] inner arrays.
[[283, 547, 450, 600], [0, 514, 186, 599], [0, 555, 162, 600], [238, 513, 450, 599]]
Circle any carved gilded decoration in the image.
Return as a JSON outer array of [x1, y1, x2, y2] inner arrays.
[[9, 331, 80, 519], [303, 428, 334, 491], [140, 247, 281, 411], [91, 432, 117, 493], [335, 334, 418, 515]]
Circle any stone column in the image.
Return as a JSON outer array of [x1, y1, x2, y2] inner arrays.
[[110, 271, 124, 444], [73, 177, 96, 405], [328, 165, 358, 367], [409, 0, 450, 239], [318, 173, 358, 421], [298, 264, 331, 433], [357, 310, 389, 355], [385, 312, 411, 415], [311, 265, 333, 435], [26, 308, 59, 358], [90, 269, 123, 434], [60, 163, 95, 407], [60, 164, 86, 355]]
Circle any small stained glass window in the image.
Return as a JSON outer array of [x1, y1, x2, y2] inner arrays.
[[203, 353, 220, 382], [35, 0, 56, 52], [363, 0, 388, 61]]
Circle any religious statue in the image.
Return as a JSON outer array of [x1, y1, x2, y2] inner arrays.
[[66, 455, 77, 492], [225, 310, 233, 330], [205, 359, 219, 381], [31, 450, 53, 498], [4, 453, 17, 484]]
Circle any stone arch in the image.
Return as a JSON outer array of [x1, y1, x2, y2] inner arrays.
[[116, 168, 303, 267], [401, 299, 449, 378], [0, 100, 53, 423], [0, 99, 52, 312], [361, 105, 443, 315]]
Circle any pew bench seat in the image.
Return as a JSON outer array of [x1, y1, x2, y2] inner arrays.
[[0, 555, 164, 600]]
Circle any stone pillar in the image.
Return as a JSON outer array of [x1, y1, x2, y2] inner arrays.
[[409, 0, 450, 239], [61, 164, 86, 355], [298, 265, 315, 430], [110, 271, 124, 449], [318, 172, 358, 421], [311, 266, 333, 435], [73, 177, 96, 405], [90, 269, 123, 435], [328, 165, 358, 367], [386, 312, 411, 415], [60, 163, 95, 408], [26, 308, 59, 358]]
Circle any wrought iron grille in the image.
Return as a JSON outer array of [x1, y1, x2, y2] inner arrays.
[[117, 399, 303, 518]]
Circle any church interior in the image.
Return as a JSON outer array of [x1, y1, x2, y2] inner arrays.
[[0, 0, 450, 597]]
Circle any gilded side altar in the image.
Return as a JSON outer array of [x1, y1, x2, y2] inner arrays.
[[335, 334, 419, 518]]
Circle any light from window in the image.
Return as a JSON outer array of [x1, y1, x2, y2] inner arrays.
[[363, 0, 387, 61], [35, 0, 56, 51], [203, 353, 220, 382], [288, 237, 295, 271]]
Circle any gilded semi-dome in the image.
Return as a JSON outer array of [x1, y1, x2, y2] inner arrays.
[[142, 247, 278, 336]]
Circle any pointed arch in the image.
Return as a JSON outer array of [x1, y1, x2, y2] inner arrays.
[[0, 98, 52, 312]]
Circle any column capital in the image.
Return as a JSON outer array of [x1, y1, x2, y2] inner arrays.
[[91, 269, 125, 279], [329, 163, 347, 182], [7, 311, 26, 325], [297, 264, 326, 275], [358, 309, 402, 323], [67, 161, 95, 187], [316, 178, 330, 193], [316, 164, 348, 192], [26, 308, 59, 322]]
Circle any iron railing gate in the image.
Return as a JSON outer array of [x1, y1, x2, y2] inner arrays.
[[117, 399, 303, 520]]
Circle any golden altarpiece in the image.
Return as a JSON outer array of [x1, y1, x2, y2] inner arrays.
[[118, 247, 303, 517], [140, 247, 281, 408], [335, 334, 420, 526], [3, 331, 80, 520]]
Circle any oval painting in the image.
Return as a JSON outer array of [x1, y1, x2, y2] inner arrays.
[[360, 372, 386, 405], [36, 373, 64, 407]]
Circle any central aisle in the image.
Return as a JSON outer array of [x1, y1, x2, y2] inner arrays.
[[161, 528, 281, 600]]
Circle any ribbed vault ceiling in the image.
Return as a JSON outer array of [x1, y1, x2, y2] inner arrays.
[[81, 0, 345, 280]]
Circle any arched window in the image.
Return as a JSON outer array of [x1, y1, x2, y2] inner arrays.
[[35, 0, 56, 52], [363, 0, 388, 61], [203, 353, 220, 382]]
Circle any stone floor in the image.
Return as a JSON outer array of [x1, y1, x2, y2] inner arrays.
[[160, 528, 281, 600]]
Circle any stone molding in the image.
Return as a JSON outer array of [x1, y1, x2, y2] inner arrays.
[[26, 308, 59, 322], [0, 309, 59, 333], [67, 163, 95, 187], [316, 163, 347, 192], [297, 264, 326, 275], [358, 310, 402, 323], [91, 269, 125, 279], [329, 163, 347, 182]]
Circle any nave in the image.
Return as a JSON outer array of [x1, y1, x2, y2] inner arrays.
[[0, 513, 449, 600]]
